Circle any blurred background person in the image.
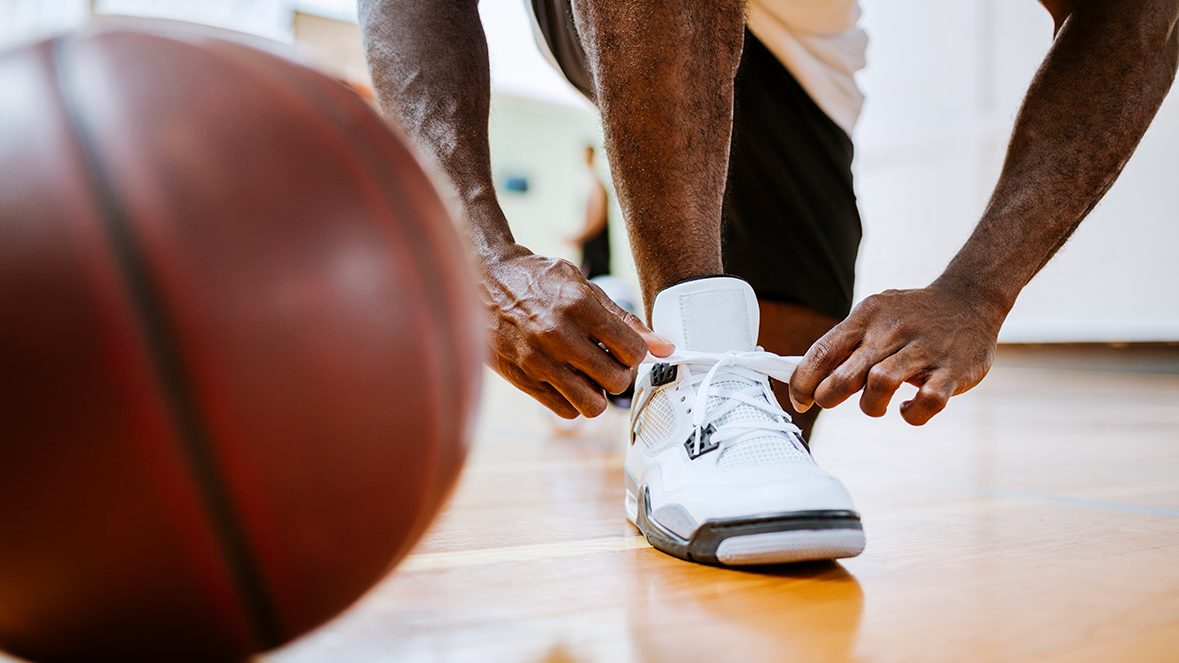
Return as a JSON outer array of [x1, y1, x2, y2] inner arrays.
[[566, 144, 611, 280]]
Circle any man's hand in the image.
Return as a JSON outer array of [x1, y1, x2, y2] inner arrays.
[[786, 0, 1179, 427], [359, 2, 674, 419], [482, 245, 674, 419], [788, 285, 1005, 426]]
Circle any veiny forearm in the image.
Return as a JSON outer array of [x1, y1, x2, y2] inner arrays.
[[358, 0, 514, 257], [936, 0, 1179, 314]]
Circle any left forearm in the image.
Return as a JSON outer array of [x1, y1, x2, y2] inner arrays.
[[788, 1, 1178, 425], [935, 0, 1179, 313]]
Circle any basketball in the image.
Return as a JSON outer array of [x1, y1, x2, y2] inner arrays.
[[0, 27, 481, 662]]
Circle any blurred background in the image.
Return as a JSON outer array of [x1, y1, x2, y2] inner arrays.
[[5, 0, 1176, 343]]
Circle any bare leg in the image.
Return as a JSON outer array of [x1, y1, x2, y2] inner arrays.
[[758, 300, 839, 440], [570, 0, 744, 312]]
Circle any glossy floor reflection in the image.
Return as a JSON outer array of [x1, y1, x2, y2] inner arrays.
[[269, 346, 1179, 662]]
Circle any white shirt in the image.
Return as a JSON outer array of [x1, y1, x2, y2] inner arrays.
[[746, 0, 868, 135]]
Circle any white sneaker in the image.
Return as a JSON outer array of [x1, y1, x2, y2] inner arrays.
[[625, 276, 865, 565]]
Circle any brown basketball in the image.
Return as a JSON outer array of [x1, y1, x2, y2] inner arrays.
[[0, 26, 482, 662]]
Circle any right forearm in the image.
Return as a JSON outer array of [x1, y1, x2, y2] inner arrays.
[[358, 0, 514, 257]]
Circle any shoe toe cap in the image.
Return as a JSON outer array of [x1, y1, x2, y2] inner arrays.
[[648, 469, 858, 538]]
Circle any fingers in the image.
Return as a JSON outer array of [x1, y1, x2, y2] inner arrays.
[[508, 348, 611, 419], [858, 348, 925, 418], [487, 256, 657, 420], [900, 371, 957, 426], [789, 320, 863, 413], [516, 346, 610, 418], [547, 367, 609, 418], [497, 361, 579, 419], [549, 284, 647, 394], [812, 346, 882, 410], [565, 339, 634, 395], [505, 279, 647, 416], [629, 317, 676, 358], [588, 284, 674, 361]]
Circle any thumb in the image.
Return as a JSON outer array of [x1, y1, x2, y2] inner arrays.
[[623, 311, 675, 357], [589, 282, 675, 357]]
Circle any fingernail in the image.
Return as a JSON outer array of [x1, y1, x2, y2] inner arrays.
[[789, 394, 807, 412], [652, 333, 674, 346]]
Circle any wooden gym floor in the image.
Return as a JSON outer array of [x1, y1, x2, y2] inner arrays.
[[266, 344, 1179, 662], [5, 346, 1174, 662]]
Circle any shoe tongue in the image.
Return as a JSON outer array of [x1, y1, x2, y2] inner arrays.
[[651, 277, 759, 352]]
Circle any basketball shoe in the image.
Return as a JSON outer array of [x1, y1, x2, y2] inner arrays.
[[625, 276, 865, 565]]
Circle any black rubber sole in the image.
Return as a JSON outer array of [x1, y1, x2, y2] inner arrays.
[[634, 486, 863, 566]]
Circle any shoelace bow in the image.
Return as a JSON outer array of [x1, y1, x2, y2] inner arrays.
[[648, 350, 806, 456]]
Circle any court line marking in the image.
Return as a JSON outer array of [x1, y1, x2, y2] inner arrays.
[[462, 458, 621, 475], [401, 535, 651, 571], [399, 490, 1177, 574], [976, 487, 1179, 518]]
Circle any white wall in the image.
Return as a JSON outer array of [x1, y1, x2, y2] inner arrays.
[[855, 0, 1179, 341], [3, 0, 1175, 341]]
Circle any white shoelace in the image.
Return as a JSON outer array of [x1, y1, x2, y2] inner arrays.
[[644, 350, 805, 457]]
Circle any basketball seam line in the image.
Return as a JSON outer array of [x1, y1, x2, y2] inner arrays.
[[47, 35, 284, 649]]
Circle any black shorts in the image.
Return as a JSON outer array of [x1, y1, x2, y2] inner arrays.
[[529, 0, 862, 320]]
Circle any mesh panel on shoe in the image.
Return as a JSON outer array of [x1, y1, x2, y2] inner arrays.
[[638, 390, 677, 453], [708, 379, 812, 469]]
